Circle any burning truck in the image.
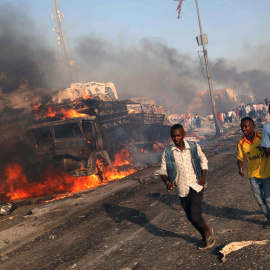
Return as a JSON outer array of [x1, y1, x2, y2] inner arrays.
[[25, 97, 171, 178]]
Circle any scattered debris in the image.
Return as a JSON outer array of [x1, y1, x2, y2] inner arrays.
[[220, 240, 269, 262], [0, 214, 19, 223], [53, 81, 119, 103], [0, 203, 16, 216], [48, 235, 57, 240], [218, 228, 237, 234], [4, 239, 10, 244]]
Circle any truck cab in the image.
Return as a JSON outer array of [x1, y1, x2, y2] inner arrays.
[[26, 116, 113, 177]]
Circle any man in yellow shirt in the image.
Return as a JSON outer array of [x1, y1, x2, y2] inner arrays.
[[237, 117, 270, 228]]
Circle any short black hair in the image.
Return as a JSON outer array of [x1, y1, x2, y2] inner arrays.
[[241, 116, 254, 126], [170, 124, 184, 134]]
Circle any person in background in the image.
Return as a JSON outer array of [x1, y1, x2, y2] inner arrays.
[[232, 110, 236, 122], [218, 112, 222, 126], [195, 114, 201, 128], [253, 103, 257, 118], [264, 98, 270, 122], [241, 105, 246, 118], [228, 109, 232, 123], [236, 108, 240, 121], [245, 104, 251, 117], [258, 103, 264, 119], [264, 98, 269, 122]]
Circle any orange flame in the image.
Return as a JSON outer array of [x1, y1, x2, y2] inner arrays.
[[33, 104, 88, 120], [61, 109, 88, 119], [32, 102, 41, 110], [33, 105, 57, 119], [47, 107, 57, 117], [0, 149, 137, 202], [113, 149, 133, 167], [83, 92, 91, 99]]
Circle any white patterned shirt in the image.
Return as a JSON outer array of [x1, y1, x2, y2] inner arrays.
[[157, 140, 208, 197]]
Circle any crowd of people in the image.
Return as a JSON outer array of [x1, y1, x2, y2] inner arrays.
[[175, 98, 269, 132], [209, 98, 270, 126]]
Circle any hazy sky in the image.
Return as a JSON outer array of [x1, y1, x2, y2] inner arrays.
[[10, 0, 270, 60], [1, 0, 269, 112]]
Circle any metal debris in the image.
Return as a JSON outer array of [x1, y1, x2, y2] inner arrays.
[[0, 203, 14, 216], [220, 240, 269, 262]]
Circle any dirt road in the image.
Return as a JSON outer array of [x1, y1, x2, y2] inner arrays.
[[1, 135, 270, 269]]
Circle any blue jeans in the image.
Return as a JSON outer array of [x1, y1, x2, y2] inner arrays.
[[250, 177, 270, 221]]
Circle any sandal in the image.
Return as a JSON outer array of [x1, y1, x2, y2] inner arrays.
[[197, 228, 216, 250]]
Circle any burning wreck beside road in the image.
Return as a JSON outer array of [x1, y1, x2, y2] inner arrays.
[[0, 90, 171, 203], [27, 97, 171, 177]]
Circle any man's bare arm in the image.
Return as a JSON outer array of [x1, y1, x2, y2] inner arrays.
[[160, 175, 174, 190], [198, 170, 207, 186], [263, 147, 270, 156], [237, 159, 245, 177]]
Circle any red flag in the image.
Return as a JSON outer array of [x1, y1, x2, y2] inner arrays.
[[176, 0, 184, 19]]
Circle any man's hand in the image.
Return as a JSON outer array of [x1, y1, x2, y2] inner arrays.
[[198, 170, 207, 186], [238, 167, 245, 177], [167, 182, 175, 191], [237, 159, 245, 177], [161, 175, 175, 191], [198, 176, 206, 186]]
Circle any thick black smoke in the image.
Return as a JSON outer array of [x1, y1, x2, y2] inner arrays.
[[75, 36, 270, 113], [0, 3, 59, 91], [0, 2, 269, 140], [211, 58, 270, 98], [75, 37, 201, 112], [0, 3, 59, 141]]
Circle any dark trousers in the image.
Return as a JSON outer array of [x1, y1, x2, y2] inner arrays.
[[179, 188, 205, 228]]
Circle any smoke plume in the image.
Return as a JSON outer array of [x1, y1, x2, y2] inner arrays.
[[210, 58, 270, 98], [1, 2, 270, 142], [0, 3, 59, 91], [75, 37, 201, 112]]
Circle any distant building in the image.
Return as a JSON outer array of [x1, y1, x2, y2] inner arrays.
[[187, 88, 238, 116]]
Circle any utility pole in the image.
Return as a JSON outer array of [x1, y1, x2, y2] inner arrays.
[[194, 0, 221, 136], [52, 0, 75, 87], [174, 0, 221, 136]]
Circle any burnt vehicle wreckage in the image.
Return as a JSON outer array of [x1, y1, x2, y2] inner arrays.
[[26, 98, 171, 178]]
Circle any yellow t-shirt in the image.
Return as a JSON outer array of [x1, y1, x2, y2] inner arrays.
[[237, 131, 270, 179]]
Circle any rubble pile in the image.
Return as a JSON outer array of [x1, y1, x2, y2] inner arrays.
[[141, 104, 171, 125], [52, 82, 118, 103]]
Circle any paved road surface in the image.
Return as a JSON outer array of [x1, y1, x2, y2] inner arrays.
[[1, 141, 270, 269]]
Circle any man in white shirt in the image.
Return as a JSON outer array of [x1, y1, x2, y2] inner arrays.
[[245, 104, 251, 116], [157, 124, 215, 250]]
